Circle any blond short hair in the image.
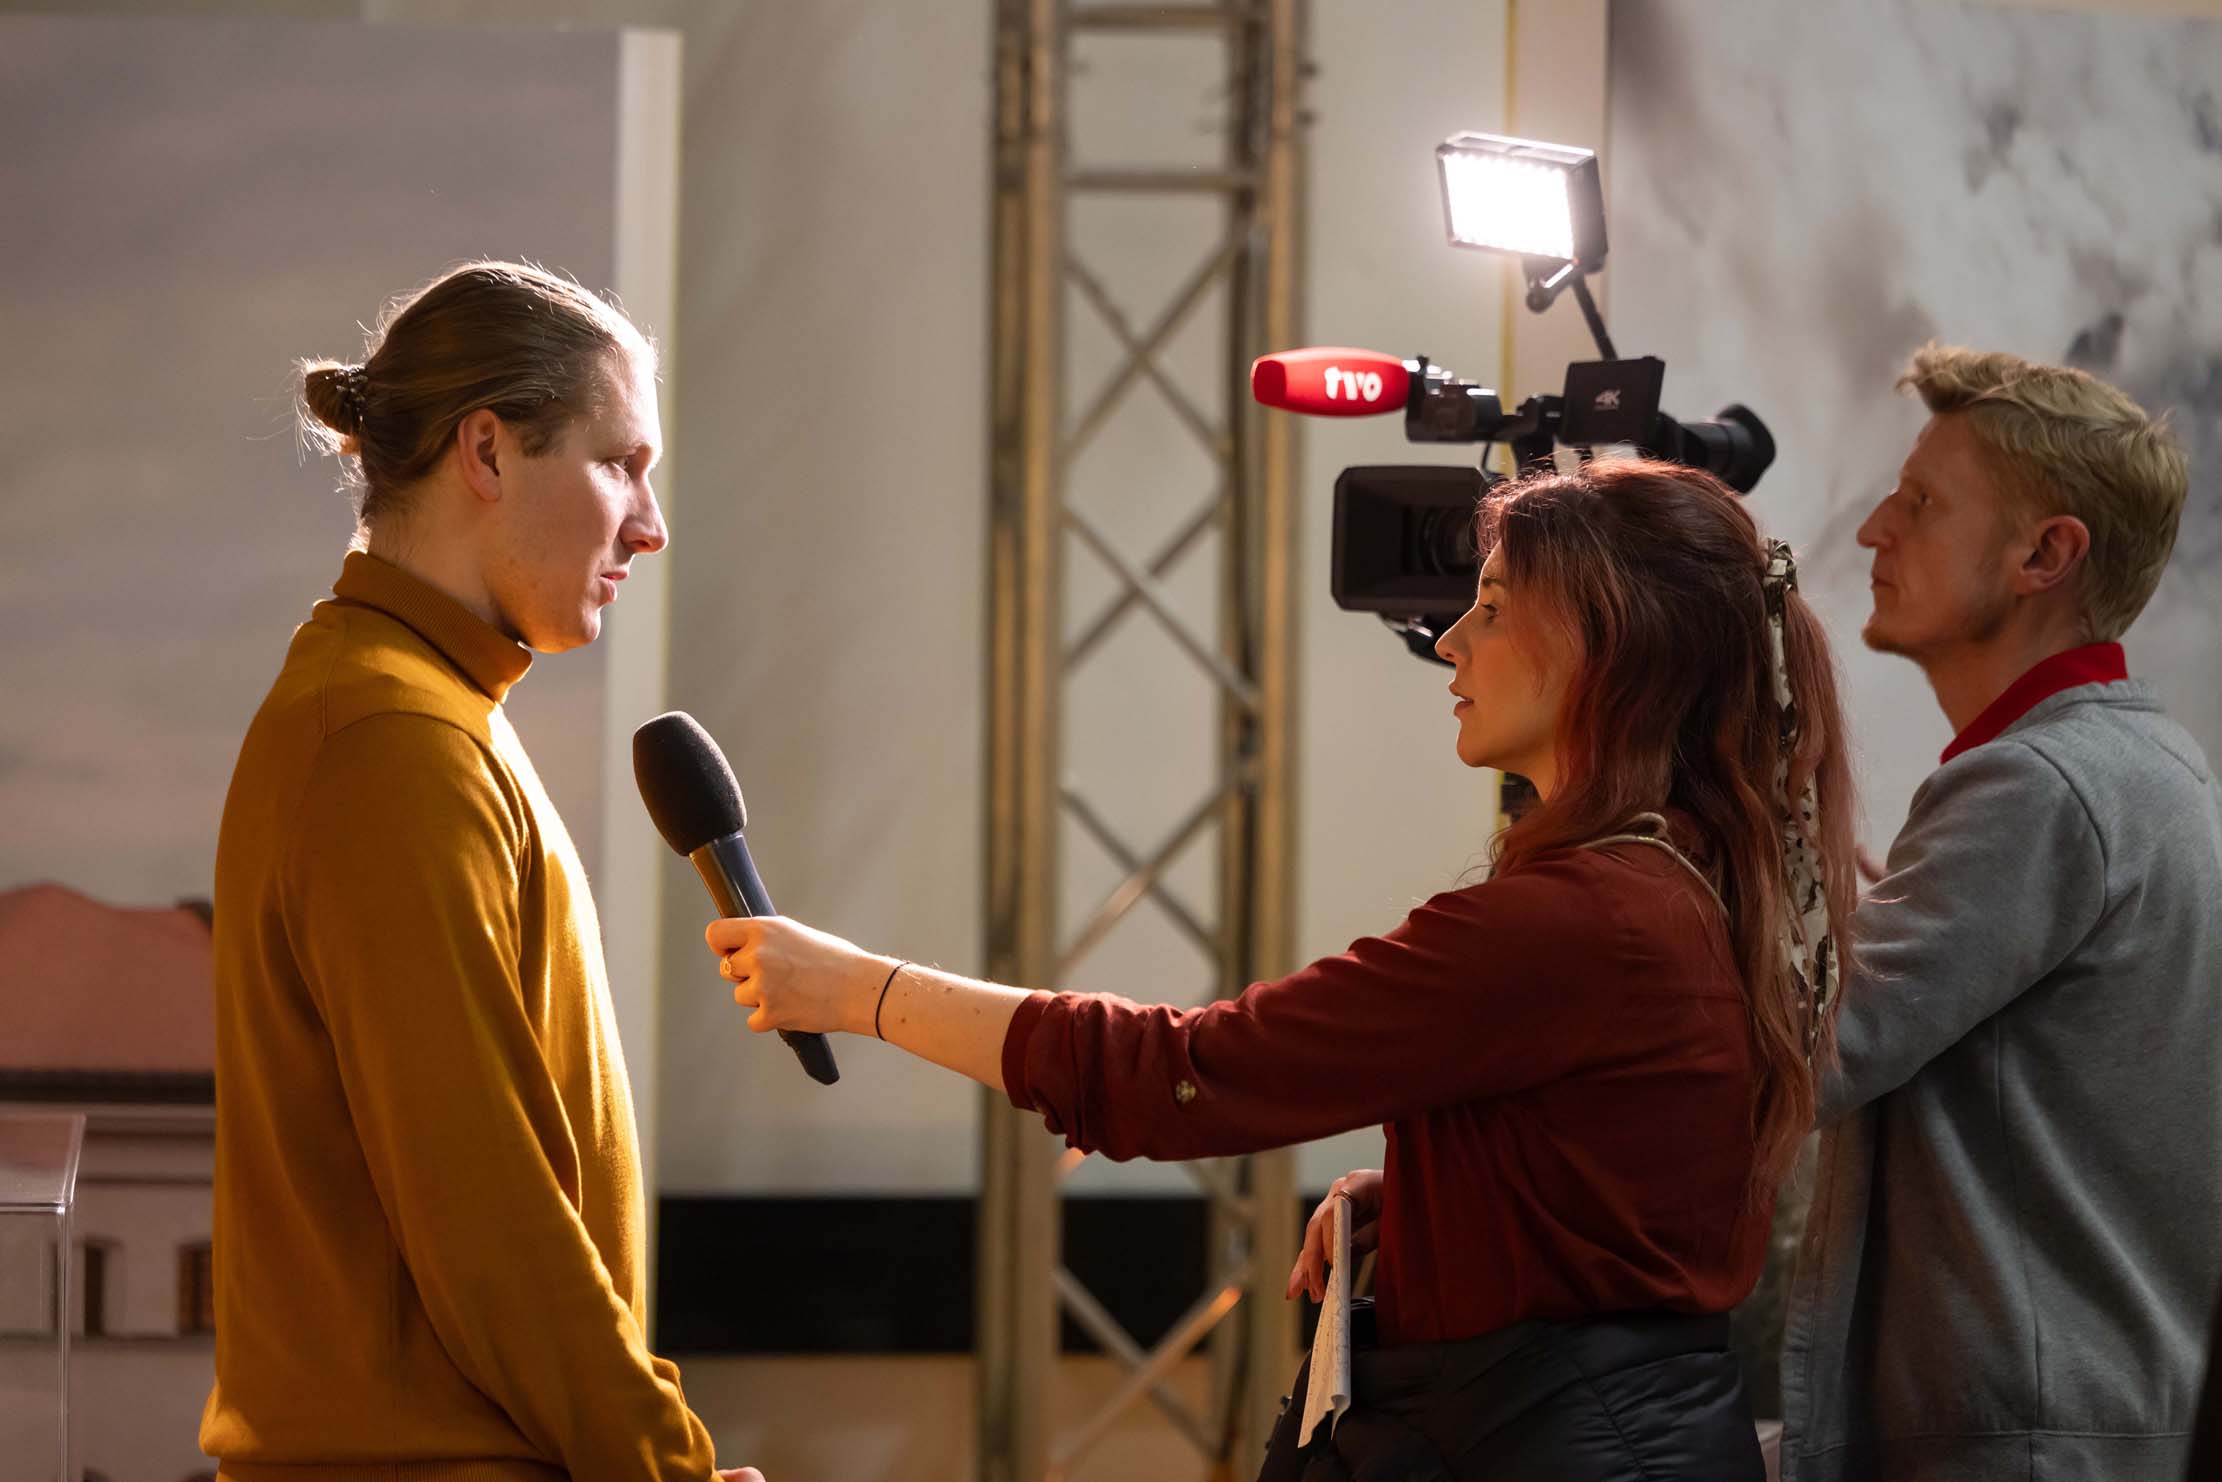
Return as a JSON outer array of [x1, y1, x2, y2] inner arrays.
[[1899, 344, 2188, 641]]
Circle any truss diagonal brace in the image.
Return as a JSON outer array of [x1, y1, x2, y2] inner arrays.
[[1065, 252, 1227, 461], [1061, 783, 1218, 960], [1065, 508, 1259, 706], [1066, 491, 1223, 668], [1051, 1267, 1215, 1455], [1047, 1266, 1252, 1479], [1057, 774, 1241, 979], [1061, 232, 1244, 465]]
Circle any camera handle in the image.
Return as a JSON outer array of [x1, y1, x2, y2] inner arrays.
[[1521, 258, 1618, 361], [1479, 395, 1565, 477]]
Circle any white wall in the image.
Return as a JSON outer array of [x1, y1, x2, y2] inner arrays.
[[642, 0, 999, 1193]]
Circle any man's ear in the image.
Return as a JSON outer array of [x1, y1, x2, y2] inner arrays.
[[2016, 513, 2091, 598], [453, 409, 505, 504]]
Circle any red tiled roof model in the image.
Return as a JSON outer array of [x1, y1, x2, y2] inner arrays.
[[0, 882, 213, 1073]]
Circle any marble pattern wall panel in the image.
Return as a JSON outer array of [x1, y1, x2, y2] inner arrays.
[[1606, 0, 2221, 841]]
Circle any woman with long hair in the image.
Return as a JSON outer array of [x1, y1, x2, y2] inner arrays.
[[702, 459, 1856, 1479]]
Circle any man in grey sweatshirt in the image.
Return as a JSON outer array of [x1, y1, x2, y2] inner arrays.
[[1781, 346, 2220, 1482]]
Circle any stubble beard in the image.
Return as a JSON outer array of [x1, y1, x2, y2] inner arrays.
[[1861, 582, 2014, 664], [1861, 612, 1911, 659]]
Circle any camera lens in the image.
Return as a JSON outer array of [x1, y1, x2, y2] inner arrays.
[[1329, 464, 1488, 617], [1661, 404, 1776, 494], [1409, 504, 1480, 578]]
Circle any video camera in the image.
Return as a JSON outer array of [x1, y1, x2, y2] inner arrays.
[[1250, 131, 1777, 664]]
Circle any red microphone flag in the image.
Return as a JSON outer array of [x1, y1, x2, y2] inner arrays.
[[1249, 348, 1411, 416]]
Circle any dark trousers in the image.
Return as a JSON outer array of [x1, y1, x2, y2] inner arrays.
[[1258, 1302, 1763, 1482]]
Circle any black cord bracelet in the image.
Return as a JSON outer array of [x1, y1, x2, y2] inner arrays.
[[874, 960, 908, 1041]]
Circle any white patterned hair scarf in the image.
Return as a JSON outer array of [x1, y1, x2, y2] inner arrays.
[[1763, 538, 1838, 1065]]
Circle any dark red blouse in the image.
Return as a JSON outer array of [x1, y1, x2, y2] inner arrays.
[[1000, 840, 1774, 1347]]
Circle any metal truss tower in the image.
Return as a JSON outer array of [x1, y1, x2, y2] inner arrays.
[[979, 2, 1308, 1479]]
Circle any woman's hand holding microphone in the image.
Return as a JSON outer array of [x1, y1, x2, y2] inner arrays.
[[708, 915, 895, 1038], [701, 915, 1030, 1092], [1286, 1168, 1384, 1303]]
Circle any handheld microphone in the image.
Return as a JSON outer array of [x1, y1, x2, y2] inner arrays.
[[1249, 347, 1413, 417], [632, 710, 840, 1087]]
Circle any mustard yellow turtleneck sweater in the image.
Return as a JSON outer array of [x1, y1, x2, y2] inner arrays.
[[202, 552, 718, 1481]]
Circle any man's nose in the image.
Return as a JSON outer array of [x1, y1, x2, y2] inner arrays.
[[629, 488, 670, 555], [1855, 498, 1890, 551]]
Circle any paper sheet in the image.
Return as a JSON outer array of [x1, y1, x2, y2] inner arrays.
[[1298, 1192, 1353, 1447]]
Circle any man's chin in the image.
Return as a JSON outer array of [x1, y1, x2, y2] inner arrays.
[[525, 615, 599, 654], [1861, 614, 1914, 658]]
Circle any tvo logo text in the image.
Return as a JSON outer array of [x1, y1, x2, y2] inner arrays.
[[1323, 365, 1386, 403]]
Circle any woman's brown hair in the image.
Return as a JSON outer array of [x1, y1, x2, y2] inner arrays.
[[299, 260, 648, 528], [1482, 460, 1856, 1199]]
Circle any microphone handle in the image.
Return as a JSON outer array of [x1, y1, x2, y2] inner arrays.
[[691, 833, 841, 1086]]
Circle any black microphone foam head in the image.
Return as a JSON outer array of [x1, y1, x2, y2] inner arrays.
[[633, 710, 748, 855]]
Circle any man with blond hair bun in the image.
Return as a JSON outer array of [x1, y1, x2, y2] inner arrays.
[[1779, 345, 2220, 1482], [205, 262, 761, 1481]]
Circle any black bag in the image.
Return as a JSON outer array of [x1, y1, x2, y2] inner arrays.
[[1257, 1300, 1762, 1482]]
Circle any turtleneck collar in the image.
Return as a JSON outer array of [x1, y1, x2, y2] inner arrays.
[[330, 550, 532, 703]]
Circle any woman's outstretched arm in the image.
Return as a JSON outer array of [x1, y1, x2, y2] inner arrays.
[[707, 914, 1034, 1091], [705, 848, 1647, 1164]]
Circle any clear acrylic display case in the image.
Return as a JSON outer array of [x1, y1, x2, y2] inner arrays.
[[0, 1113, 85, 1482]]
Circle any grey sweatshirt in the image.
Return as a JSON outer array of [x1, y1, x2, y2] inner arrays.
[[1781, 679, 2222, 1482]]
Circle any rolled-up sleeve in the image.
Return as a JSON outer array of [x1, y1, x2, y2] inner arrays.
[[1002, 854, 1645, 1162]]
